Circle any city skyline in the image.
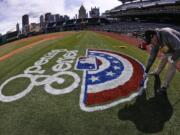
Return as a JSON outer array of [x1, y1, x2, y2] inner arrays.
[[0, 0, 121, 35]]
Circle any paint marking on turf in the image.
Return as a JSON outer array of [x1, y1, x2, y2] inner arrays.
[[113, 46, 127, 48], [0, 49, 80, 102], [76, 49, 147, 112], [0, 48, 147, 112]]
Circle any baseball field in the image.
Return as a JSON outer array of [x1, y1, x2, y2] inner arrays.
[[0, 31, 179, 135]]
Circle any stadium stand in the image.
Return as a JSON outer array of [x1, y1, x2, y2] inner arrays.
[[63, 18, 109, 31], [6, 31, 19, 42], [46, 22, 57, 33], [106, 0, 180, 23], [0, 35, 4, 45], [95, 21, 180, 35], [98, 0, 180, 39]]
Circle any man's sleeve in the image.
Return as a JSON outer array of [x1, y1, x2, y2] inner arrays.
[[171, 50, 180, 62], [145, 46, 159, 73], [166, 32, 180, 61]]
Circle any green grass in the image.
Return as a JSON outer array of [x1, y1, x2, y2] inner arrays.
[[0, 35, 45, 57], [0, 31, 179, 135], [0, 32, 74, 57]]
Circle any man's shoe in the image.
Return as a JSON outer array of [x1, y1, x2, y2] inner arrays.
[[157, 87, 167, 92]]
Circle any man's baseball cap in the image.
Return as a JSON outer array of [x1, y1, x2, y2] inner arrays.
[[144, 30, 156, 44]]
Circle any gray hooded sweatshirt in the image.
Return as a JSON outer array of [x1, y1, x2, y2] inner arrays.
[[146, 27, 180, 73]]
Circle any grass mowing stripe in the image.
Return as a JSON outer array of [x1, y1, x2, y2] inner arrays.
[[0, 32, 75, 61]]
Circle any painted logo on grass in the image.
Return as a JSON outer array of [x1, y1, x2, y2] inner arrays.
[[0, 49, 80, 102], [0, 49, 146, 112], [76, 49, 145, 112]]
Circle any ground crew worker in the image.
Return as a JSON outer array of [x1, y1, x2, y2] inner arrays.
[[144, 27, 180, 95]]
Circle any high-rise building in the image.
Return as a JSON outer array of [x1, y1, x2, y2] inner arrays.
[[78, 5, 88, 19], [40, 15, 44, 26], [59, 15, 64, 22], [40, 15, 46, 32], [22, 14, 29, 27], [55, 14, 60, 22], [45, 13, 51, 23], [101, 13, 107, 18], [89, 7, 100, 18], [64, 15, 70, 21], [49, 15, 56, 23], [16, 23, 20, 32], [29, 23, 41, 33], [22, 14, 29, 34], [75, 14, 78, 19]]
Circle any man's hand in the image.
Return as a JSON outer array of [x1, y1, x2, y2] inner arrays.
[[140, 73, 148, 87], [149, 71, 158, 76], [168, 56, 174, 64]]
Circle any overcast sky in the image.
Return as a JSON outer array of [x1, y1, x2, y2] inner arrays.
[[0, 0, 121, 34]]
